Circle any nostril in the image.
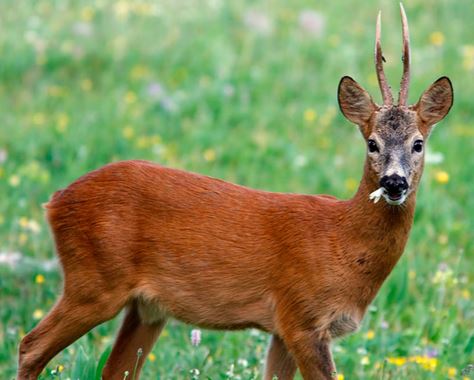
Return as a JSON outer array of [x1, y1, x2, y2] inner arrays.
[[380, 175, 408, 194], [400, 177, 408, 191]]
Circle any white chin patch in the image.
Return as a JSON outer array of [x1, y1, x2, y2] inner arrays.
[[382, 191, 408, 206]]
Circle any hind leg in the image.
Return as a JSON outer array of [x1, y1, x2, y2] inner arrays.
[[17, 295, 124, 380], [102, 303, 166, 379]]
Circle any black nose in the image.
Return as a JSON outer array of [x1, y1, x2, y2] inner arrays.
[[380, 174, 408, 195]]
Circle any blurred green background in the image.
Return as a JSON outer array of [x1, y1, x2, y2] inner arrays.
[[0, 0, 473, 379]]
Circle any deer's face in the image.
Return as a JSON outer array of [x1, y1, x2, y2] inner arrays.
[[366, 107, 422, 205], [338, 76, 453, 206]]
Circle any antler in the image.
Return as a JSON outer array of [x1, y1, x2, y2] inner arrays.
[[398, 3, 411, 106], [375, 11, 393, 106]]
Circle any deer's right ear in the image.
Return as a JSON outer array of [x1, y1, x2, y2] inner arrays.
[[338, 76, 376, 130]]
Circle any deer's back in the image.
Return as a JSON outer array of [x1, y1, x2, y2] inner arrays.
[[45, 160, 343, 331]]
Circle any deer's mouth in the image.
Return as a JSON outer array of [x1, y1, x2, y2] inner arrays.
[[383, 189, 408, 205]]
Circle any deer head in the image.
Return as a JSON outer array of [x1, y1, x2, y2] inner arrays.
[[337, 4, 453, 205]]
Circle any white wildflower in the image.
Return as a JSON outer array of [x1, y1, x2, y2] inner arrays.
[[0, 251, 23, 268], [369, 187, 385, 203], [294, 154, 308, 168], [299, 10, 326, 37], [425, 150, 444, 164], [190, 329, 201, 346], [244, 10, 273, 35]]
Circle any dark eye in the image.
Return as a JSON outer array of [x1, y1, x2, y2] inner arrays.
[[413, 139, 423, 153], [368, 139, 379, 153]]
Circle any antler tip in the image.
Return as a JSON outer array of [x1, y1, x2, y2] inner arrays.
[[399, 3, 407, 20], [376, 11, 382, 40], [398, 2, 411, 106]]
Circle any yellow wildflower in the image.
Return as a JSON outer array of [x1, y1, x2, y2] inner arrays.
[[134, 3, 154, 16], [366, 330, 375, 340], [122, 126, 135, 139], [317, 136, 330, 149], [19, 217, 29, 228], [148, 352, 156, 362], [135, 136, 150, 149], [409, 355, 437, 372], [19, 217, 40, 233], [33, 309, 44, 320], [61, 40, 73, 54], [203, 149, 216, 162], [430, 31, 445, 47], [9, 175, 21, 187], [387, 357, 407, 366], [35, 274, 45, 284], [408, 270, 416, 280], [32, 113, 46, 126], [447, 367, 457, 377], [432, 266, 453, 285], [130, 65, 150, 80], [344, 178, 358, 193], [151, 135, 162, 145], [304, 108, 317, 122], [56, 113, 69, 133], [367, 72, 378, 87], [252, 129, 270, 148], [125, 91, 137, 104], [47, 85, 65, 97], [361, 356, 370, 365], [462, 45, 474, 71], [320, 106, 337, 127], [51, 364, 65, 376], [81, 6, 95, 22], [329, 34, 341, 47], [114, 1, 130, 19], [336, 374, 344, 380], [438, 234, 448, 245], [19, 233, 28, 245], [80, 79, 93, 92], [434, 170, 449, 184], [462, 289, 470, 300]]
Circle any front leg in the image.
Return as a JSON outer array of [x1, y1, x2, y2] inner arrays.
[[284, 330, 336, 380], [264, 334, 297, 380]]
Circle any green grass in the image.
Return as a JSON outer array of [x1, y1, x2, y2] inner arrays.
[[1, 0, 473, 378]]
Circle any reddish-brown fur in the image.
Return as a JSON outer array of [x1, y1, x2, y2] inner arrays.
[[14, 157, 419, 379], [17, 8, 454, 379]]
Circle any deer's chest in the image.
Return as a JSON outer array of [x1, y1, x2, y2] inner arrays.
[[329, 313, 361, 338]]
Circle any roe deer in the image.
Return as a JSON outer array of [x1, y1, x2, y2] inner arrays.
[[17, 4, 453, 380]]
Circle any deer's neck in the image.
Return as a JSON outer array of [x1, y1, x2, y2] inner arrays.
[[339, 162, 417, 307]]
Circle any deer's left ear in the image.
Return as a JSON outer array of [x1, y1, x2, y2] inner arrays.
[[415, 77, 453, 134]]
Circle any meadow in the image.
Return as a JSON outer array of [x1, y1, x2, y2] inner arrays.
[[0, 0, 473, 378]]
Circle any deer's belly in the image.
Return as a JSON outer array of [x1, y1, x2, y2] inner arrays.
[[135, 290, 276, 333]]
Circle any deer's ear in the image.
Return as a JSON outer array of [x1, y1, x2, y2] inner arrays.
[[338, 76, 377, 133], [415, 77, 453, 134]]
